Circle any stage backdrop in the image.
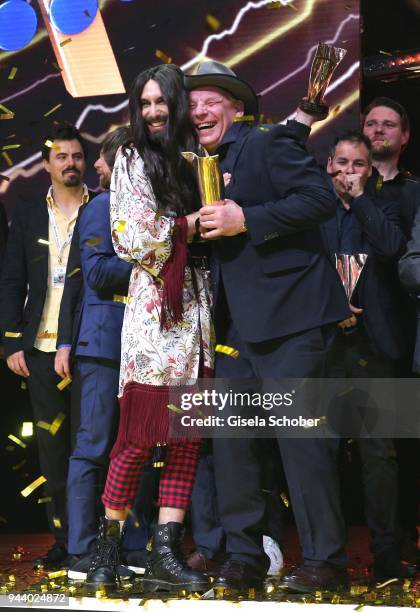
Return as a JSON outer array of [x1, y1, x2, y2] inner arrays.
[[0, 0, 360, 215]]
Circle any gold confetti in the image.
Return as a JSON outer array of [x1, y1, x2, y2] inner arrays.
[[9, 575, 15, 582], [5, 331, 22, 338], [2, 144, 21, 151], [38, 238, 50, 245], [2, 151, 13, 167], [12, 459, 27, 471], [60, 38, 72, 47], [0, 103, 13, 115], [7, 434, 26, 449], [0, 113, 14, 120], [379, 50, 392, 56], [332, 594, 341, 604], [215, 344, 240, 359], [126, 507, 141, 528], [21, 422, 33, 437], [153, 461, 165, 468], [258, 126, 270, 132], [37, 497, 52, 504], [48, 569, 67, 579], [8, 67, 18, 80], [265, 584, 275, 594], [115, 220, 126, 233], [67, 267, 81, 278], [36, 331, 57, 339], [155, 49, 172, 64], [280, 492, 290, 507], [57, 376, 72, 391], [30, 255, 45, 264], [234, 115, 256, 122], [315, 591, 323, 601], [317, 415, 327, 426], [20, 381, 27, 391], [332, 105, 341, 117], [44, 139, 60, 150], [167, 403, 183, 414], [49, 412, 66, 435], [21, 475, 47, 498], [44, 103, 62, 118], [358, 359, 368, 367], [52, 517, 62, 529], [376, 577, 398, 589], [86, 236, 103, 248], [36, 421, 51, 431], [113, 294, 131, 304], [376, 175, 384, 191], [206, 14, 220, 31]]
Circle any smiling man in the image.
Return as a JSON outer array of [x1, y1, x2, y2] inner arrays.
[[184, 62, 351, 594], [0, 124, 91, 568]]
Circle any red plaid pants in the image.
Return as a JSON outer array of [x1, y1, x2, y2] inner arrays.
[[102, 440, 201, 511]]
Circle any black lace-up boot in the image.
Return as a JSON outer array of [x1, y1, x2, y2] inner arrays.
[[85, 517, 123, 592], [142, 522, 209, 593]]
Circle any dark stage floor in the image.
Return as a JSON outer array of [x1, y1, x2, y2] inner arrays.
[[0, 527, 418, 609]]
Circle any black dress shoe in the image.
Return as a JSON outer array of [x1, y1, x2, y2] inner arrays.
[[213, 559, 264, 593], [33, 543, 68, 569], [280, 564, 349, 593], [373, 553, 417, 581]]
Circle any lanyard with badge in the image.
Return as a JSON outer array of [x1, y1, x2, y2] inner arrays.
[[48, 207, 73, 288]]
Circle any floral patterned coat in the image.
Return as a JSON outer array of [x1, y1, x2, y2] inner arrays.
[[109, 147, 214, 448]]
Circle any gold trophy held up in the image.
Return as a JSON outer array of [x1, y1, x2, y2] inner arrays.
[[299, 43, 347, 118]]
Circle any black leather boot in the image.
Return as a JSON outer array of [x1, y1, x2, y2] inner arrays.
[[142, 522, 209, 593], [85, 517, 123, 593]]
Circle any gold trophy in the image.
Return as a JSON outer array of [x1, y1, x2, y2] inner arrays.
[[182, 151, 224, 205], [299, 43, 347, 117], [335, 254, 368, 303]]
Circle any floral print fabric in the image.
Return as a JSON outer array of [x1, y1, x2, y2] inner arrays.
[[110, 147, 214, 397]]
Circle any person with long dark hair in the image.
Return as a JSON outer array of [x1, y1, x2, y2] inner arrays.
[[85, 64, 213, 593]]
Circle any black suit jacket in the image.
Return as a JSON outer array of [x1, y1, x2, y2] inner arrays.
[[0, 202, 8, 274], [321, 192, 407, 360], [0, 193, 93, 358], [212, 121, 350, 343]]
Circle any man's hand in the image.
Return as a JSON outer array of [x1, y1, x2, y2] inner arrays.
[[200, 199, 246, 239], [7, 350, 30, 378], [335, 173, 365, 199], [55, 346, 71, 379]]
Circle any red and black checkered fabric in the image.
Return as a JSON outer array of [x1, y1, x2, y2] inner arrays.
[[102, 440, 201, 511]]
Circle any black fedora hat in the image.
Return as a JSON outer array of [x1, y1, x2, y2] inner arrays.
[[184, 61, 259, 116]]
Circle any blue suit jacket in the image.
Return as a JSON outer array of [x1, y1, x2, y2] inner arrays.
[[321, 192, 407, 360], [212, 121, 350, 343], [57, 191, 132, 362]]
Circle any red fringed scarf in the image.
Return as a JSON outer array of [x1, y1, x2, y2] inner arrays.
[[159, 216, 188, 330]]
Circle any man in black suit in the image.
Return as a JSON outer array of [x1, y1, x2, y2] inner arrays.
[[0, 124, 91, 568], [185, 62, 351, 593], [321, 131, 408, 579], [362, 98, 420, 565]]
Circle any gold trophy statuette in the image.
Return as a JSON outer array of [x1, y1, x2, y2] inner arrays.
[[182, 151, 224, 206], [335, 254, 368, 303], [299, 43, 347, 117]]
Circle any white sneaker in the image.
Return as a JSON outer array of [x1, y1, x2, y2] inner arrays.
[[263, 535, 283, 576]]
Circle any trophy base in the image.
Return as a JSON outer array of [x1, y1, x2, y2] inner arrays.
[[299, 99, 329, 119]]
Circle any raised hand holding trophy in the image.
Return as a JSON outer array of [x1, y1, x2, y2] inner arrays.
[[299, 43, 347, 118]]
